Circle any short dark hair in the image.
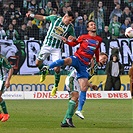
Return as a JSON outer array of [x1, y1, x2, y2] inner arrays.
[[66, 11, 75, 20], [86, 20, 95, 28], [100, 52, 108, 58]]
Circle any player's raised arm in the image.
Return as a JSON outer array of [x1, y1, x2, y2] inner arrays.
[[26, 12, 46, 21]]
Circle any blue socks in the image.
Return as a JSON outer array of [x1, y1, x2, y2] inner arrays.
[[49, 59, 64, 69], [78, 91, 86, 111]]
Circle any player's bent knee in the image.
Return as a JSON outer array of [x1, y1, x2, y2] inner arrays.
[[71, 91, 79, 101]]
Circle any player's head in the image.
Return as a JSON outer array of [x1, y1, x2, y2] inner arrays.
[[62, 11, 75, 25], [86, 20, 97, 33], [99, 52, 108, 65]]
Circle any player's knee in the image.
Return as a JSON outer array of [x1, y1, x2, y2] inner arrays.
[[80, 87, 87, 91], [71, 91, 79, 101], [54, 67, 60, 73]]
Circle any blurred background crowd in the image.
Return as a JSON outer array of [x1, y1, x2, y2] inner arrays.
[[0, 0, 133, 42]]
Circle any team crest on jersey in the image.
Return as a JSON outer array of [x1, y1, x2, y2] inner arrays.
[[96, 41, 99, 45]]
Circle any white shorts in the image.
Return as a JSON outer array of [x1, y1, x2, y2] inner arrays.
[[65, 76, 80, 92], [37, 45, 61, 61]]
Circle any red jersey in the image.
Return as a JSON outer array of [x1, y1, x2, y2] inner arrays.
[[66, 34, 102, 65]]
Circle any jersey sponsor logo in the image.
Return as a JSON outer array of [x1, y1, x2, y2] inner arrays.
[[51, 26, 65, 40], [54, 26, 64, 35]]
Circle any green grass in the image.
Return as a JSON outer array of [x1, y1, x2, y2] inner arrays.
[[0, 99, 132, 133]]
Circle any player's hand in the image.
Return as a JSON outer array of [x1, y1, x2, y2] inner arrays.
[[62, 37, 67, 43], [91, 85, 98, 90], [68, 36, 76, 41], [26, 11, 32, 17], [4, 80, 10, 88], [26, 12, 30, 17]]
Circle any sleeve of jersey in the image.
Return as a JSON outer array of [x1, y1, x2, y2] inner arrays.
[[46, 15, 57, 22], [3, 58, 12, 70], [95, 48, 100, 62], [95, 38, 102, 62], [66, 36, 83, 47]]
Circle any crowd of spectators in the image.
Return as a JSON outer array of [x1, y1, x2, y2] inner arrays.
[[0, 0, 133, 42]]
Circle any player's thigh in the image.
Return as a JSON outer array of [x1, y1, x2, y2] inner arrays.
[[78, 78, 88, 91], [51, 48, 61, 61], [37, 45, 51, 61], [65, 77, 80, 92]]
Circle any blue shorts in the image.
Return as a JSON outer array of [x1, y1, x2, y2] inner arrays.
[[70, 56, 90, 79]]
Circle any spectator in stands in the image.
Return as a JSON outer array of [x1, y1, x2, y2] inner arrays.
[[74, 11, 79, 27], [66, 6, 72, 12], [18, 23, 28, 40], [96, 1, 106, 35], [100, 25, 112, 54], [109, 3, 123, 23], [100, 26, 112, 40], [64, 0, 72, 8], [52, 8, 59, 16], [4, 2, 16, 25], [28, 0, 38, 13], [45, 1, 53, 16], [6, 23, 19, 40], [88, 1, 106, 35], [109, 15, 121, 39], [74, 16, 87, 38], [121, 6, 132, 23], [38, 8, 47, 16], [59, 6, 67, 17], [83, 14, 89, 26], [120, 18, 130, 32], [26, 20, 39, 40], [119, 17, 130, 37], [0, 15, 7, 30], [14, 7, 23, 26], [0, 24, 6, 40], [124, 0, 133, 13], [11, 18, 19, 32]]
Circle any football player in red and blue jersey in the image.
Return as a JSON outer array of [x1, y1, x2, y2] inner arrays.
[[43, 20, 103, 127]]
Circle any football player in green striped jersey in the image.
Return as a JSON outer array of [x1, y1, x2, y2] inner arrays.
[[26, 11, 75, 96], [0, 54, 13, 122]]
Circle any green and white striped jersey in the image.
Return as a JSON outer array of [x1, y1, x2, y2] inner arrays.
[[0, 54, 12, 81], [43, 15, 75, 48]]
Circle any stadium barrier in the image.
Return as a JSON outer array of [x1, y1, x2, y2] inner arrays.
[[2, 91, 131, 99], [2, 75, 131, 99], [8, 75, 130, 91]]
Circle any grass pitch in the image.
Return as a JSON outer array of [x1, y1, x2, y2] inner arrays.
[[0, 99, 132, 133]]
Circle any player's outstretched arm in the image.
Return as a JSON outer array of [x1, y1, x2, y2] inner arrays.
[[62, 36, 78, 47], [26, 12, 46, 21]]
